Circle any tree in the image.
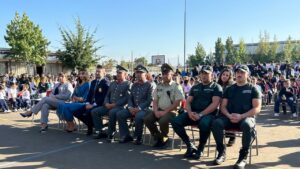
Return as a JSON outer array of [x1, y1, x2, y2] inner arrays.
[[120, 60, 132, 69], [134, 57, 148, 66], [236, 39, 248, 63], [102, 59, 118, 70], [215, 38, 225, 64], [225, 37, 236, 64], [57, 17, 102, 71], [291, 40, 300, 61], [256, 31, 270, 62], [205, 51, 215, 64], [269, 35, 280, 62], [4, 12, 49, 65], [187, 42, 206, 67], [283, 36, 293, 62]]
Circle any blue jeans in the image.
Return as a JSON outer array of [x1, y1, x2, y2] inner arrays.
[[0, 99, 9, 111], [274, 97, 296, 113]]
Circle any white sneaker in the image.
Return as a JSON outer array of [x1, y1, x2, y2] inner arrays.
[[274, 113, 280, 117], [292, 113, 297, 118], [4, 110, 8, 113]]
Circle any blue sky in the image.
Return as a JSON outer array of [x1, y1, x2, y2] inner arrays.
[[0, 0, 300, 66]]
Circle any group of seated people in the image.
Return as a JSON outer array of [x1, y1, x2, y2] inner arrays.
[[17, 62, 267, 169], [0, 75, 52, 112]]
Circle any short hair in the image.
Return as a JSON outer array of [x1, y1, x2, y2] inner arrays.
[[58, 72, 66, 77], [96, 65, 104, 69]]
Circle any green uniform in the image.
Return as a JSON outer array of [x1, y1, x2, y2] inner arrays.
[[224, 83, 261, 115], [172, 82, 223, 151], [190, 82, 223, 114], [212, 83, 261, 157]]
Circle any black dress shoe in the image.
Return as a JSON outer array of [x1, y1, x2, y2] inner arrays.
[[93, 132, 108, 139], [152, 138, 161, 147], [40, 125, 48, 133], [106, 132, 116, 143], [133, 138, 143, 145], [184, 147, 198, 158], [193, 150, 204, 160], [119, 135, 133, 143], [86, 128, 93, 136], [20, 112, 32, 118]]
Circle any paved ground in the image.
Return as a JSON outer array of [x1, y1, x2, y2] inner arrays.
[[0, 105, 299, 169]]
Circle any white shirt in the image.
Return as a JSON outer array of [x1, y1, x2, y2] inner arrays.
[[0, 90, 5, 99], [22, 90, 31, 100], [8, 88, 18, 99]]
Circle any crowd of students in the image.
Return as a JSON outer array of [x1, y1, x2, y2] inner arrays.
[[0, 60, 299, 169]]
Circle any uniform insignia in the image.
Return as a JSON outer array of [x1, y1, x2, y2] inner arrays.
[[99, 88, 102, 92], [242, 90, 252, 94]]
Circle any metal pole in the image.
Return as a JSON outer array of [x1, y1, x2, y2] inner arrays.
[[183, 0, 187, 72]]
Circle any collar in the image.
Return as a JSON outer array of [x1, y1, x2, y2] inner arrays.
[[163, 80, 174, 86]]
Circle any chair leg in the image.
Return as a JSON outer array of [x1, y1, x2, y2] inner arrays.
[[171, 129, 175, 149], [249, 146, 252, 164], [191, 126, 195, 144], [143, 125, 147, 144], [180, 139, 183, 151], [255, 135, 259, 156], [207, 133, 210, 157]]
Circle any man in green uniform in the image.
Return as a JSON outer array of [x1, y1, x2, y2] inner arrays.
[[212, 65, 261, 169], [144, 63, 184, 148], [171, 65, 222, 159]]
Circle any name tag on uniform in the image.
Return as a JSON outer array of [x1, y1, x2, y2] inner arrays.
[[204, 89, 213, 92], [193, 89, 199, 91], [242, 90, 252, 94], [120, 94, 123, 97], [99, 88, 102, 92]]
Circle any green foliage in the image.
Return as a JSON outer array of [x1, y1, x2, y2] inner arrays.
[[103, 59, 118, 69], [205, 51, 215, 64], [283, 36, 293, 62], [58, 17, 102, 71], [215, 38, 225, 64], [187, 42, 206, 67], [225, 37, 236, 64], [269, 35, 279, 62], [134, 57, 148, 66], [120, 60, 132, 69], [237, 39, 248, 63], [4, 12, 49, 65], [291, 40, 300, 61], [256, 31, 270, 62]]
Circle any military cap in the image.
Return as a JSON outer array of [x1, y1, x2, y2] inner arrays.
[[235, 64, 250, 73], [135, 65, 148, 73], [161, 63, 174, 73], [200, 65, 213, 73], [116, 65, 128, 72]]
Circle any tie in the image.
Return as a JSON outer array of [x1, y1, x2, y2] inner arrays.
[[54, 83, 62, 95], [93, 80, 100, 102]]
